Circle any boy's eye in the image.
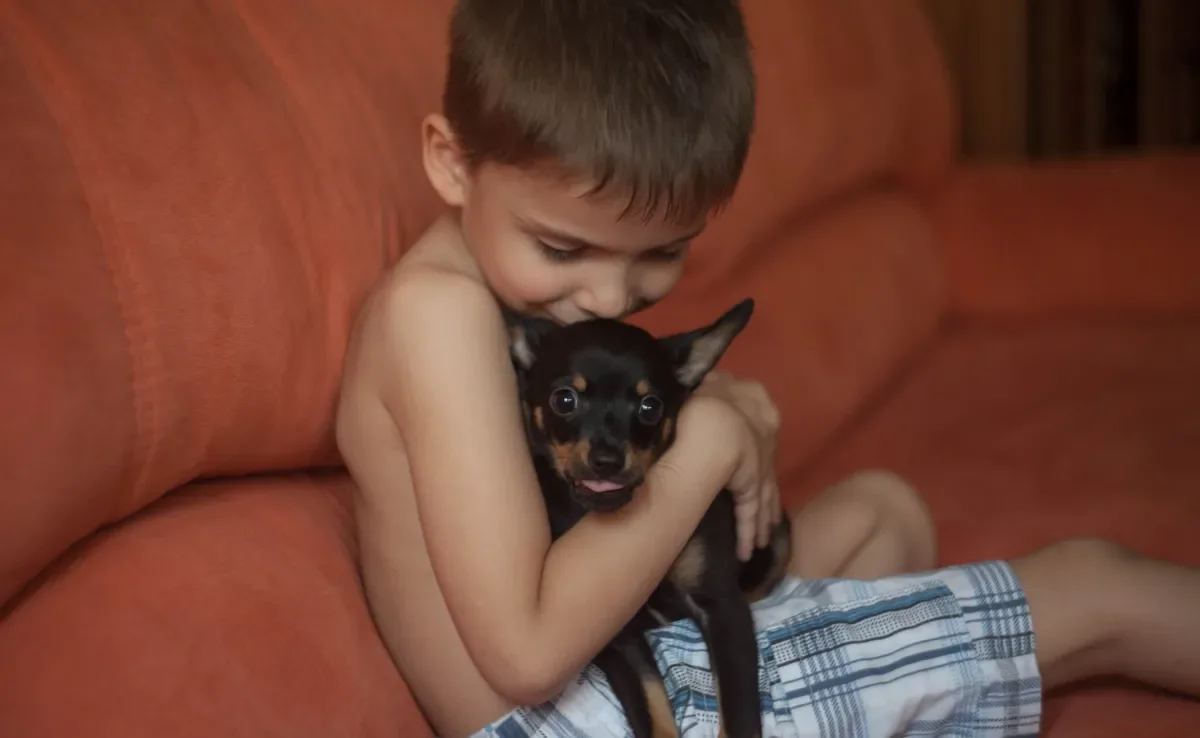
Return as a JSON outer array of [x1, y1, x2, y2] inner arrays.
[[644, 244, 689, 262], [549, 387, 579, 416], [537, 240, 580, 262]]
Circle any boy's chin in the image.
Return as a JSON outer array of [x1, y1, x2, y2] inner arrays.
[[541, 298, 654, 325], [495, 299, 569, 325], [537, 306, 584, 326]]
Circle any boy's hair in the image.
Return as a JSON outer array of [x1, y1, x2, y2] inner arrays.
[[443, 1, 755, 224]]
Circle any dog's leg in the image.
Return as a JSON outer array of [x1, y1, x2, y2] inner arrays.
[[594, 639, 666, 738], [626, 635, 678, 738], [693, 596, 761, 738]]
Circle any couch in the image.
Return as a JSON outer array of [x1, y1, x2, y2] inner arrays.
[[2, 0, 1198, 735]]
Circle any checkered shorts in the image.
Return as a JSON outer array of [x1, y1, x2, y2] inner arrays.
[[473, 561, 1042, 737]]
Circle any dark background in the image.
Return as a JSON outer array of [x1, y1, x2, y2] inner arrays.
[[923, 0, 1200, 160]]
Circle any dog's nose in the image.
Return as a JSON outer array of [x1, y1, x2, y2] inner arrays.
[[587, 444, 624, 475]]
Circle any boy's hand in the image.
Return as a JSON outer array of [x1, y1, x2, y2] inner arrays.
[[693, 371, 783, 560]]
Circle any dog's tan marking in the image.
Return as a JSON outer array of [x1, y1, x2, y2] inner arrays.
[[571, 438, 591, 473], [636, 379, 651, 396], [548, 440, 572, 478], [669, 536, 706, 591], [625, 445, 655, 477], [571, 375, 587, 392], [533, 406, 544, 432], [660, 417, 672, 441], [642, 675, 679, 738], [551, 439, 595, 479]]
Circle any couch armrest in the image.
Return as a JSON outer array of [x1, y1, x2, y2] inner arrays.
[[930, 153, 1200, 319]]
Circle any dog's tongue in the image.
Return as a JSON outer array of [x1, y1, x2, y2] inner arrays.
[[580, 480, 624, 493]]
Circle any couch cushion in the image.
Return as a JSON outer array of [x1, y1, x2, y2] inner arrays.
[[0, 475, 429, 738], [0, 24, 138, 603], [933, 156, 1200, 319], [687, 0, 956, 288], [634, 189, 944, 481], [0, 0, 952, 603], [0, 0, 450, 604], [790, 316, 1200, 736]]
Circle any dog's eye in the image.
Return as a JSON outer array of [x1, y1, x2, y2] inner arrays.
[[637, 395, 664, 425], [549, 387, 579, 416]]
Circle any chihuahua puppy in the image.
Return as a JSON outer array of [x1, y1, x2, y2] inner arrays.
[[508, 298, 792, 738]]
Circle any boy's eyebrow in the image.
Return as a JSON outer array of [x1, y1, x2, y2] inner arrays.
[[525, 220, 704, 252]]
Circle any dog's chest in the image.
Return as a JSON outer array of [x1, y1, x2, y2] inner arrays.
[[640, 579, 706, 630]]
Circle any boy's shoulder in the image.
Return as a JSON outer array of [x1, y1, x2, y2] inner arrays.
[[338, 214, 512, 445], [347, 215, 506, 373], [373, 215, 500, 328]]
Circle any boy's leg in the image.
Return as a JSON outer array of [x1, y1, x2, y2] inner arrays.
[[787, 471, 1200, 698], [785, 469, 938, 580], [1011, 538, 1200, 697]]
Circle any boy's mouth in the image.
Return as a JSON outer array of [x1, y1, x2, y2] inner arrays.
[[540, 296, 655, 326]]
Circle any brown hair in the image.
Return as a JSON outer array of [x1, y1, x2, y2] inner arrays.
[[443, 1, 756, 224]]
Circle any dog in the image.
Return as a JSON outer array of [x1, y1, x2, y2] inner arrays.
[[507, 298, 792, 738]]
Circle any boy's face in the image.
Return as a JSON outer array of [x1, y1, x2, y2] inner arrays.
[[423, 116, 703, 325]]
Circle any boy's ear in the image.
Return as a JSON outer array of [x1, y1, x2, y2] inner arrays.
[[422, 113, 469, 208], [659, 298, 755, 389], [506, 312, 560, 370]]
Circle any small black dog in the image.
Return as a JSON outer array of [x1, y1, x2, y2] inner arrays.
[[508, 298, 792, 738]]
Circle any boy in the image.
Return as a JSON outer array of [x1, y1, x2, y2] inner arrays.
[[335, 2, 1200, 736]]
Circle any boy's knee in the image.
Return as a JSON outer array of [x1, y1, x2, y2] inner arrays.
[[833, 469, 938, 571], [1011, 537, 1146, 684], [1013, 537, 1141, 636], [787, 469, 938, 578], [1016, 538, 1138, 613], [1036, 537, 1138, 581]]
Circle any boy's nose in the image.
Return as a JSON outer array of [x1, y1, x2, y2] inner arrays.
[[586, 444, 624, 475], [575, 278, 630, 319]]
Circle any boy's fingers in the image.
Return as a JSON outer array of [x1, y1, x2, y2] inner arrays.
[[757, 482, 774, 548], [736, 493, 758, 561], [757, 431, 779, 548], [738, 516, 754, 561]]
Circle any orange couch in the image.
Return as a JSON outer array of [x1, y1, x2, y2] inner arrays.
[[2, 0, 1198, 736]]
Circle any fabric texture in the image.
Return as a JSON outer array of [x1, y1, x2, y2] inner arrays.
[[0, 475, 423, 738], [932, 156, 1200, 319], [475, 562, 1041, 738]]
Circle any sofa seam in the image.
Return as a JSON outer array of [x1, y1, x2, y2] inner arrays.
[[2, 8, 157, 515]]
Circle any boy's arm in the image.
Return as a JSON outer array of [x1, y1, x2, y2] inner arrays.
[[381, 272, 739, 705]]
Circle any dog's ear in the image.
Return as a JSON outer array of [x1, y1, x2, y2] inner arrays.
[[506, 313, 559, 370], [659, 298, 754, 389]]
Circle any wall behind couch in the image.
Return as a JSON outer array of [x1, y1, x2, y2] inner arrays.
[[922, 0, 1200, 161]]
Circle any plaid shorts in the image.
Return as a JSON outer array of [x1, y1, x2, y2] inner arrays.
[[472, 561, 1042, 737]]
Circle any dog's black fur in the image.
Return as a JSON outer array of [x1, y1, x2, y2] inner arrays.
[[507, 299, 792, 738]]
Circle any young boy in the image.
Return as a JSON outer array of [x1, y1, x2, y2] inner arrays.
[[336, 2, 1200, 736]]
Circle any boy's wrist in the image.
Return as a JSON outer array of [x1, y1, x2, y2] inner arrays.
[[675, 395, 743, 479]]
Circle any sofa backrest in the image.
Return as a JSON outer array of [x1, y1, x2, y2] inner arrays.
[[678, 0, 957, 287], [0, 0, 955, 604]]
